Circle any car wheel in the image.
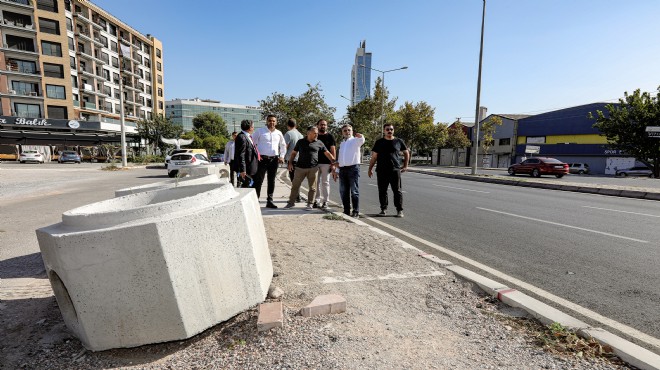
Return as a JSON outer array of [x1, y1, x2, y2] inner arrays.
[[621, 172, 628, 177], [168, 170, 178, 178], [532, 169, 541, 177], [76, 161, 81, 164], [555, 174, 564, 178], [578, 170, 584, 175], [20, 161, 24, 164], [508, 167, 515, 176]]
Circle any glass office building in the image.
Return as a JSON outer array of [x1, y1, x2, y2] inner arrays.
[[350, 40, 371, 105], [165, 98, 265, 132]]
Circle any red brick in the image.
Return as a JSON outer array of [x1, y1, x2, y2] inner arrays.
[[300, 294, 346, 317], [257, 302, 283, 332]]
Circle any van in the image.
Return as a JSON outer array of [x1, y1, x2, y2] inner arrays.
[[165, 148, 208, 168]]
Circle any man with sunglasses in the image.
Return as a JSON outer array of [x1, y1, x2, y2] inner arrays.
[[368, 123, 410, 218], [332, 124, 365, 217]]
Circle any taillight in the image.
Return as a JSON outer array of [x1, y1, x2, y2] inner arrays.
[[190, 156, 196, 163], [35, 154, 41, 157]]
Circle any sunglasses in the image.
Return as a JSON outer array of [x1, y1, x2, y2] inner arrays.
[[384, 128, 394, 132]]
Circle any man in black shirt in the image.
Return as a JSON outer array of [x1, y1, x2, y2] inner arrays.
[[368, 123, 410, 218], [285, 126, 336, 210]]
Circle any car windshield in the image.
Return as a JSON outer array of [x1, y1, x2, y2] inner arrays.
[[62, 151, 77, 155]]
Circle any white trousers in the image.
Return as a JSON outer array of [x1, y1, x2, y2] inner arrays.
[[314, 163, 331, 203]]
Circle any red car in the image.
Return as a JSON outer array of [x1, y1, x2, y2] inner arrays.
[[508, 157, 569, 178]]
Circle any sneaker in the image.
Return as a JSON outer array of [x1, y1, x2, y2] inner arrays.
[[305, 204, 313, 211], [351, 211, 360, 218], [284, 203, 295, 209], [320, 202, 328, 210], [312, 201, 319, 208], [396, 211, 404, 218], [378, 209, 386, 216]]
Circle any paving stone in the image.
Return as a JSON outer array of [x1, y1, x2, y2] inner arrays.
[[258, 302, 283, 332], [300, 294, 346, 317]]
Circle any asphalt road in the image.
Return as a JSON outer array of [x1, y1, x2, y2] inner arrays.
[[326, 167, 660, 343]]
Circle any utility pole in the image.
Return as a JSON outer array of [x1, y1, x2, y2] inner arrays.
[[471, 0, 486, 175]]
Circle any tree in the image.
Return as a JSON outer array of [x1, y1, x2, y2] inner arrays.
[[591, 88, 660, 177], [445, 123, 472, 166], [394, 101, 436, 154], [192, 112, 229, 139], [415, 122, 448, 162], [346, 78, 398, 148], [258, 83, 336, 132], [480, 116, 503, 165], [136, 114, 183, 156]]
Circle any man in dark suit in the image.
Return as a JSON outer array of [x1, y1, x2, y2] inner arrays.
[[233, 119, 259, 188]]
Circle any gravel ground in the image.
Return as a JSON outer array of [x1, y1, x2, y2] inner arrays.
[[2, 213, 630, 369]]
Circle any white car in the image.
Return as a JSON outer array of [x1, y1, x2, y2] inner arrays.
[[167, 153, 210, 177], [19, 150, 45, 164]]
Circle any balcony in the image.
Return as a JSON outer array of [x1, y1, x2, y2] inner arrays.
[[0, 89, 43, 100], [1, 43, 38, 56], [79, 69, 97, 78], [73, 100, 80, 107], [90, 17, 104, 30], [0, 0, 33, 10], [83, 101, 96, 109], [74, 12, 91, 24], [3, 64, 41, 78], [1, 19, 36, 33]]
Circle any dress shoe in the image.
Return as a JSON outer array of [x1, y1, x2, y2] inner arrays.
[[266, 202, 278, 209]]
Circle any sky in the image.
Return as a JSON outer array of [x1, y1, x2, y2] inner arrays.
[[93, 0, 660, 124]]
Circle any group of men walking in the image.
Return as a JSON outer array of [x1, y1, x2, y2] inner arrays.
[[224, 116, 409, 218]]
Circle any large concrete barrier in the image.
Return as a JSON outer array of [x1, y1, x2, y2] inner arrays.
[[36, 182, 272, 351], [114, 173, 225, 197]]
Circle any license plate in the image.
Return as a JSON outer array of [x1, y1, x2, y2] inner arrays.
[[554, 165, 564, 169], [175, 161, 187, 165]]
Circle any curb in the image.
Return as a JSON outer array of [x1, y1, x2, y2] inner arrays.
[[407, 168, 660, 202]]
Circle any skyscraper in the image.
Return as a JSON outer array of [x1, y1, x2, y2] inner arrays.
[[350, 40, 371, 105]]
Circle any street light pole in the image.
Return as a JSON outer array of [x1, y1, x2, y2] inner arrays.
[[340, 94, 352, 106], [360, 65, 407, 125], [471, 0, 486, 175], [119, 77, 127, 167]]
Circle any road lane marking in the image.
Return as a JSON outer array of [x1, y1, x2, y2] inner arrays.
[[364, 216, 660, 350], [322, 270, 444, 284], [476, 207, 648, 243], [433, 184, 490, 193], [582, 206, 660, 218]]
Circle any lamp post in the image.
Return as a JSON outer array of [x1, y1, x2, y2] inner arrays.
[[340, 94, 352, 105], [360, 64, 407, 125], [471, 0, 486, 175], [119, 77, 127, 167]]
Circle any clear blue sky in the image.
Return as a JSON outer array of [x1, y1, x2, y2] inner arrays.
[[94, 0, 660, 124]]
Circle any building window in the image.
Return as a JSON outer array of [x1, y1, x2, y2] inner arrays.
[[146, 98, 152, 108], [112, 56, 119, 68], [156, 48, 161, 58], [64, 0, 71, 12], [108, 23, 116, 35], [104, 85, 112, 96], [146, 85, 151, 94], [157, 74, 162, 84], [14, 103, 41, 118], [144, 58, 150, 68], [12, 81, 39, 96], [69, 56, 76, 68], [145, 71, 151, 80], [37, 0, 58, 13], [158, 101, 163, 109], [102, 69, 110, 81], [46, 85, 66, 99], [66, 17, 73, 31], [71, 75, 78, 88], [68, 37, 75, 51], [47, 105, 67, 119], [43, 63, 64, 78], [112, 72, 119, 84], [157, 88, 162, 97], [6, 35, 35, 52], [41, 41, 62, 57], [110, 40, 118, 53], [499, 138, 511, 146], [156, 61, 161, 71], [6, 59, 37, 74], [38, 18, 60, 35]]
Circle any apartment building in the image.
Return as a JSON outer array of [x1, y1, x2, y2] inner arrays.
[[0, 0, 164, 147], [166, 98, 265, 133]]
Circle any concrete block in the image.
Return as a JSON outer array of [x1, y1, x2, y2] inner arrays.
[[178, 164, 222, 178], [300, 294, 347, 317], [497, 289, 587, 330], [446, 265, 508, 297], [36, 182, 273, 351], [578, 328, 660, 370], [257, 302, 284, 332], [114, 174, 224, 197], [619, 190, 646, 199]]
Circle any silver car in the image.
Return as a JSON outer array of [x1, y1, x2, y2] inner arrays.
[[167, 153, 210, 178], [615, 166, 653, 177], [19, 150, 45, 164]]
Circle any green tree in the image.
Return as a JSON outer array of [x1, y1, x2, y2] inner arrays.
[[192, 112, 229, 139], [591, 88, 660, 177], [258, 83, 336, 132], [136, 114, 183, 155], [394, 101, 436, 154], [445, 122, 472, 166], [415, 122, 448, 162], [346, 78, 398, 148]]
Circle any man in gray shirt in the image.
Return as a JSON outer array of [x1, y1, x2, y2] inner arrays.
[[283, 118, 304, 202]]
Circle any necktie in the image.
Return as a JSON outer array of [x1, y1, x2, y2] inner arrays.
[[250, 135, 261, 161]]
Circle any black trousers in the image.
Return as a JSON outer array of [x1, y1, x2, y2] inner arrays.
[[229, 164, 236, 186], [376, 169, 403, 211], [254, 156, 279, 201]]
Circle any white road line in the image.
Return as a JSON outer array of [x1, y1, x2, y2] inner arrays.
[[476, 207, 648, 243], [433, 184, 490, 193], [364, 216, 660, 350], [322, 270, 444, 284], [583, 206, 660, 218]]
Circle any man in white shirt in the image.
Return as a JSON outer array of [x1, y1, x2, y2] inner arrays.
[[333, 124, 365, 217], [252, 114, 286, 208], [224, 131, 237, 186]]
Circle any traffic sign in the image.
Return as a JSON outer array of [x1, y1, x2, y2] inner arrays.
[[525, 145, 540, 154], [645, 126, 660, 132]]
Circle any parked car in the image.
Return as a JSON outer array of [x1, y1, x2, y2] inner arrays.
[[508, 157, 569, 178], [210, 153, 224, 162], [615, 166, 653, 177], [58, 151, 81, 164], [19, 150, 45, 164], [165, 148, 208, 168], [167, 153, 210, 178], [568, 163, 590, 175]]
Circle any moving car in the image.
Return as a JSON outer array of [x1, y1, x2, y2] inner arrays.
[[165, 148, 208, 168], [167, 153, 210, 178], [19, 150, 45, 164], [615, 166, 653, 177], [58, 151, 81, 164], [508, 157, 569, 178], [568, 163, 590, 175], [210, 153, 224, 162]]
